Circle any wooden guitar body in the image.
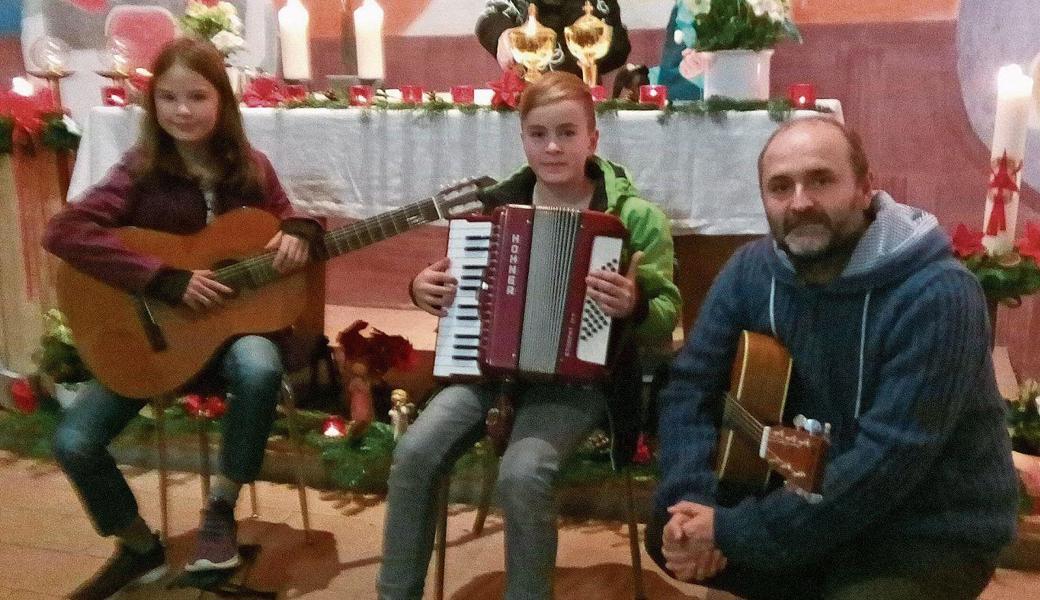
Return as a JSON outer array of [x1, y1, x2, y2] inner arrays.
[[56, 208, 305, 399], [715, 330, 794, 492]]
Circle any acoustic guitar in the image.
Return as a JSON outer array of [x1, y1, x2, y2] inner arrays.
[[54, 177, 494, 399], [715, 330, 830, 501]]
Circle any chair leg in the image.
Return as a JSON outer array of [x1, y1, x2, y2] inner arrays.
[[248, 482, 259, 518], [434, 475, 450, 600], [472, 455, 497, 535], [281, 378, 311, 540], [197, 418, 211, 501], [624, 470, 647, 600], [153, 396, 171, 543]]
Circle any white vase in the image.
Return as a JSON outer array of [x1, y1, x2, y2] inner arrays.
[[702, 49, 774, 101], [54, 381, 85, 410]]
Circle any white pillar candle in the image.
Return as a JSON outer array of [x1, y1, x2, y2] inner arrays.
[[355, 0, 385, 80], [279, 0, 312, 81], [984, 64, 1033, 253]]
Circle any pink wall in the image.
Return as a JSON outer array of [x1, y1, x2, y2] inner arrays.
[[316, 21, 1040, 378]]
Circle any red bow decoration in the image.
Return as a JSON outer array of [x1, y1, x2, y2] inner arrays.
[[985, 151, 1021, 236], [489, 69, 526, 110], [1017, 221, 1040, 263], [242, 76, 285, 108], [9, 378, 38, 414], [951, 223, 985, 258], [337, 320, 417, 377], [184, 394, 228, 419]]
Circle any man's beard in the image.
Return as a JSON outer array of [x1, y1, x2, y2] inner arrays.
[[776, 212, 862, 272]]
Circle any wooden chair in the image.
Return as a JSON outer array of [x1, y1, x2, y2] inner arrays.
[[432, 442, 650, 600], [152, 376, 312, 543]]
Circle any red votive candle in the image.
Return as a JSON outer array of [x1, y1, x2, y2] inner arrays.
[[639, 84, 667, 108], [788, 83, 816, 109], [284, 83, 307, 102], [101, 85, 127, 106], [589, 84, 607, 103], [451, 84, 475, 104], [400, 85, 425, 104], [350, 84, 375, 107]]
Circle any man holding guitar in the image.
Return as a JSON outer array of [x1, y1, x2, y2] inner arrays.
[[648, 117, 1018, 600], [43, 39, 321, 599]]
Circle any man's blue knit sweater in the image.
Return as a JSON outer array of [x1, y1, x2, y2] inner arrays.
[[654, 192, 1019, 568]]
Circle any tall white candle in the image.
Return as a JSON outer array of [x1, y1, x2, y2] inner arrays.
[[355, 0, 385, 80], [279, 0, 311, 81], [984, 64, 1033, 253]]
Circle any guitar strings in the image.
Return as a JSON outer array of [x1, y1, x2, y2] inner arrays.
[[210, 195, 440, 285]]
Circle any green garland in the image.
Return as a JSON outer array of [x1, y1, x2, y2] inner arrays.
[[962, 253, 1040, 305], [0, 113, 81, 155], [278, 93, 828, 124]]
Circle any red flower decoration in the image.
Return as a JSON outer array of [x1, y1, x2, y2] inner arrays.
[[9, 378, 37, 414], [951, 223, 985, 258], [631, 433, 652, 465], [1017, 221, 1040, 263], [197, 0, 221, 7], [0, 90, 51, 147], [185, 394, 228, 419], [242, 75, 285, 108], [489, 69, 526, 110], [337, 320, 417, 377]]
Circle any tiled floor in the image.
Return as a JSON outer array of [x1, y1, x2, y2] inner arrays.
[[0, 451, 1037, 599]]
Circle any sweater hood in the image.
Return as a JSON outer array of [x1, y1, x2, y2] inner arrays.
[[478, 156, 641, 214], [769, 191, 949, 294]]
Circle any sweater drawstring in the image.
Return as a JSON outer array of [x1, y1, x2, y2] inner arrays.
[[769, 277, 778, 338], [855, 291, 872, 419]]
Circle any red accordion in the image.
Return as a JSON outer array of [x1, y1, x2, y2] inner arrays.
[[434, 204, 627, 383]]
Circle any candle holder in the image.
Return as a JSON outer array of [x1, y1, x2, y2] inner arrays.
[[400, 85, 425, 105], [508, 5, 557, 82], [589, 84, 607, 103], [101, 85, 128, 107], [350, 84, 375, 106], [451, 85, 475, 105], [564, 1, 613, 87], [639, 84, 667, 109], [788, 83, 816, 109]]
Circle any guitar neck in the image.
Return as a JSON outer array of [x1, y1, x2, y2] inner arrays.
[[212, 196, 444, 290]]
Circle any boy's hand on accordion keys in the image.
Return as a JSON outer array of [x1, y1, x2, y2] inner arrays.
[[585, 251, 644, 319], [411, 257, 458, 317]]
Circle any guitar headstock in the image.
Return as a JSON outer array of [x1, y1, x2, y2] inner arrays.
[[434, 176, 496, 219], [765, 418, 830, 496]]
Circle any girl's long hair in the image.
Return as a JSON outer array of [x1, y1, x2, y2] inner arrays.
[[132, 37, 261, 199]]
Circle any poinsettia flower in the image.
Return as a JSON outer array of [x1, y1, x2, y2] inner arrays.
[[951, 223, 985, 258], [1016, 221, 1040, 262], [241, 76, 285, 107], [185, 393, 227, 419], [489, 69, 526, 110], [200, 0, 222, 8]]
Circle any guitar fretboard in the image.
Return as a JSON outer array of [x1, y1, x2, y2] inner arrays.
[[211, 196, 443, 290]]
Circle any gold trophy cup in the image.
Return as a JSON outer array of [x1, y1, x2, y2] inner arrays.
[[564, 1, 613, 87], [508, 5, 557, 82]]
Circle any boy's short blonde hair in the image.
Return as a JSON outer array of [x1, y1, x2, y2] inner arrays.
[[518, 71, 596, 129]]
